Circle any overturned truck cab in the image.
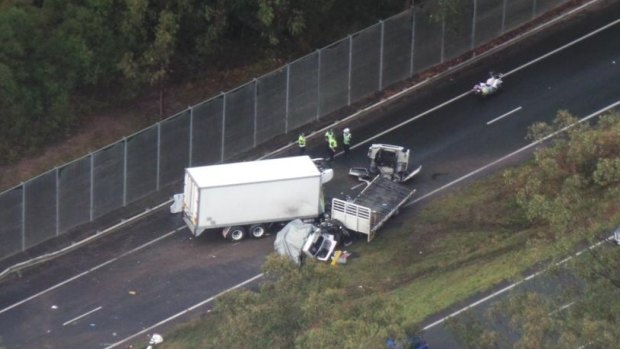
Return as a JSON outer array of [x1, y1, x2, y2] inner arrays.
[[349, 144, 421, 183]]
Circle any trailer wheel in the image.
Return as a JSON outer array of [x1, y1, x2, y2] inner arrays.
[[227, 226, 247, 241], [249, 224, 267, 239]]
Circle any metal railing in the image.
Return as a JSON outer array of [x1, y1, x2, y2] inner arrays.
[[0, 0, 570, 261]]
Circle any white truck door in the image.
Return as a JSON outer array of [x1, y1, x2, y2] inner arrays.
[[183, 173, 200, 226]]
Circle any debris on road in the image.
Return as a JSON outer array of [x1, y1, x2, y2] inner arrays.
[[146, 333, 163, 349]]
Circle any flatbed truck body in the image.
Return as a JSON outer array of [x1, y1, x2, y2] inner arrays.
[[331, 176, 416, 241]]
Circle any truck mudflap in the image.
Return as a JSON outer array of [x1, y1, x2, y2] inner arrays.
[[182, 216, 206, 237], [331, 176, 416, 242]]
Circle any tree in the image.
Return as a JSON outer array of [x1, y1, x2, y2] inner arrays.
[[452, 111, 620, 348], [203, 254, 410, 349]]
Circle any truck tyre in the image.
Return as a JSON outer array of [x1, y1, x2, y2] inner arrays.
[[227, 226, 247, 242], [249, 224, 267, 238]]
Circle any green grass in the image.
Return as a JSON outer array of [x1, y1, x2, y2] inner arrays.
[[157, 167, 619, 348]]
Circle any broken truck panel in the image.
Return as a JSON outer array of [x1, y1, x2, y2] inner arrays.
[[331, 176, 416, 242]]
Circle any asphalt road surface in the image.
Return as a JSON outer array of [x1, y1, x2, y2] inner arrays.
[[1, 3, 619, 348]]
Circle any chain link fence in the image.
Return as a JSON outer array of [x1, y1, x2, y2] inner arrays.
[[0, 0, 569, 262]]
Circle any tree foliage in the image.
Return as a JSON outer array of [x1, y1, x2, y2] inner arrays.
[[503, 111, 620, 238], [0, 0, 409, 165], [452, 111, 620, 348], [201, 254, 410, 349]]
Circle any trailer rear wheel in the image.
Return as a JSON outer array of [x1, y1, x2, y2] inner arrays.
[[227, 226, 247, 241], [249, 224, 267, 238]]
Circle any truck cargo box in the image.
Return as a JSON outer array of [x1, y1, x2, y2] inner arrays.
[[183, 156, 324, 236]]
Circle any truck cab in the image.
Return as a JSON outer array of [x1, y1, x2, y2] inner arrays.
[[349, 144, 421, 183]]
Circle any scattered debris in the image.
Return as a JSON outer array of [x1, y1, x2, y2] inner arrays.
[[331, 250, 351, 265], [146, 333, 164, 349], [128, 290, 137, 295], [51, 305, 58, 310]]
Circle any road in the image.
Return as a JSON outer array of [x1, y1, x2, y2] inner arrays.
[[1, 2, 619, 348]]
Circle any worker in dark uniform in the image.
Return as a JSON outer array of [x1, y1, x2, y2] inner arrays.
[[297, 133, 306, 155], [342, 128, 351, 157]]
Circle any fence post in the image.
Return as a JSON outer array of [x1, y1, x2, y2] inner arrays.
[[122, 137, 128, 206], [348, 35, 353, 106], [90, 153, 94, 222], [501, 0, 507, 33], [156, 122, 161, 191], [55, 167, 60, 236], [285, 65, 290, 134], [379, 20, 385, 91], [441, 16, 446, 63], [471, 0, 478, 53], [21, 182, 26, 252], [188, 106, 194, 167], [317, 49, 322, 120], [221, 92, 226, 163], [410, 8, 416, 76], [253, 78, 258, 147]]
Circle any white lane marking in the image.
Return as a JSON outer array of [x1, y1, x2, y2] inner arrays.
[[102, 100, 620, 349], [0, 199, 173, 281], [350, 91, 471, 151], [423, 233, 615, 331], [261, 2, 617, 160], [549, 301, 575, 316], [0, 227, 184, 316], [487, 106, 522, 125], [420, 101, 620, 330], [505, 17, 620, 77], [103, 273, 264, 349], [343, 17, 620, 153], [3, 5, 617, 337], [407, 100, 620, 207], [100, 16, 620, 346], [62, 306, 102, 326]]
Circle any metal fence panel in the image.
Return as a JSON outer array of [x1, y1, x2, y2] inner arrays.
[[444, 0, 475, 61], [92, 142, 124, 219], [474, 0, 504, 47], [504, 0, 534, 32], [192, 96, 224, 166], [126, 126, 158, 202], [58, 157, 91, 233], [288, 52, 319, 131], [24, 170, 57, 249], [160, 110, 190, 187], [382, 10, 414, 88], [256, 69, 287, 144], [0, 187, 23, 259], [413, 5, 444, 73], [319, 38, 350, 116], [223, 83, 255, 160], [535, 0, 564, 16], [350, 23, 381, 102]]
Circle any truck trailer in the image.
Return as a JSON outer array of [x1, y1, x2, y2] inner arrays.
[[174, 156, 333, 241]]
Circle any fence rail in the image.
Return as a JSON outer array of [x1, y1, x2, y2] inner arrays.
[[0, 0, 569, 261]]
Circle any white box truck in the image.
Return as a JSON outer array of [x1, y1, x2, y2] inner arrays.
[[174, 156, 333, 241]]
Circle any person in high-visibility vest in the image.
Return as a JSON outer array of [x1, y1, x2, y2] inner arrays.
[[297, 133, 306, 155], [325, 129, 334, 143], [342, 128, 352, 157], [327, 133, 338, 161]]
